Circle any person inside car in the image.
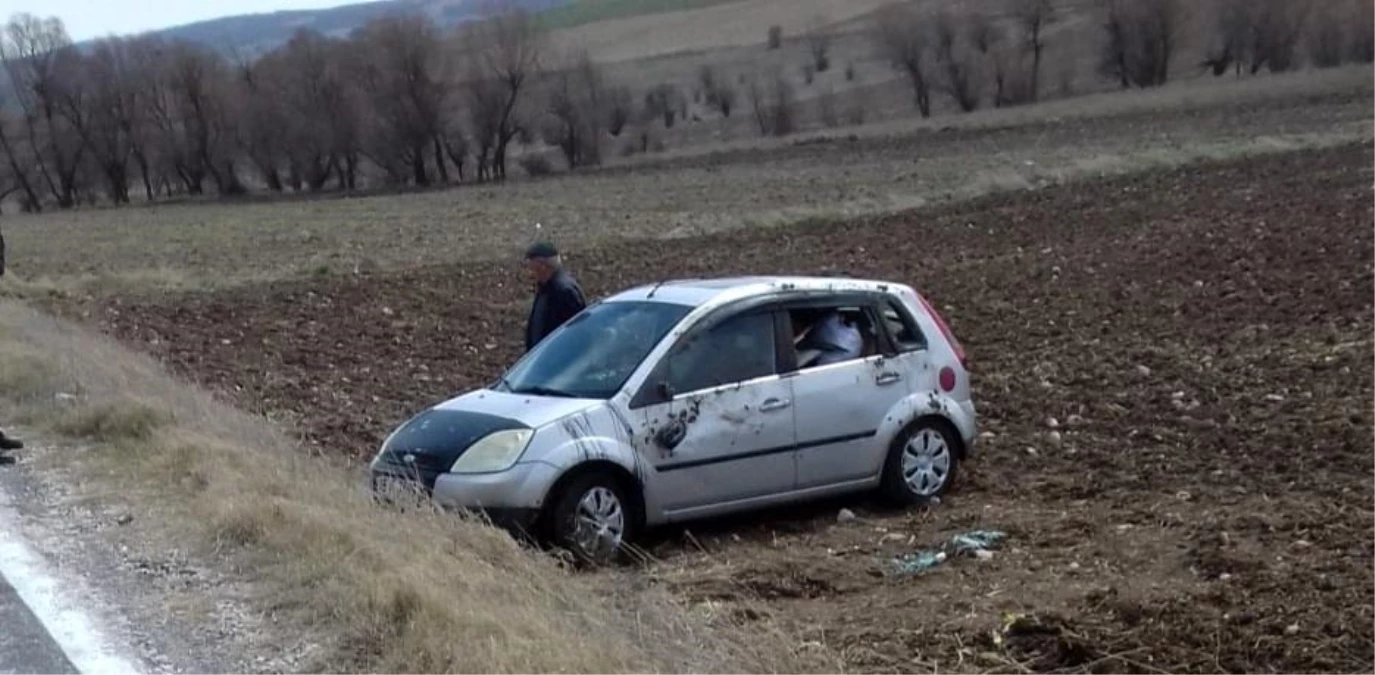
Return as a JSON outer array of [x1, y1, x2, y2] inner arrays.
[[524, 241, 587, 352], [796, 309, 863, 367]]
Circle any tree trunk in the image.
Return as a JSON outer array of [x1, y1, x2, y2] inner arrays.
[[0, 126, 42, 213], [134, 151, 154, 202], [433, 137, 449, 183], [411, 145, 429, 186]]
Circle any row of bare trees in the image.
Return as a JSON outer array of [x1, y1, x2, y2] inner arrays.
[[874, 0, 1057, 117], [0, 7, 611, 211], [872, 0, 1373, 118], [4, 0, 1371, 210]]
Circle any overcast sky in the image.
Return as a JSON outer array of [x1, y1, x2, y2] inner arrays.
[[1, 0, 348, 41]]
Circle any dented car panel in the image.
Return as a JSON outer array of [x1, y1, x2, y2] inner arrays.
[[370, 275, 979, 538], [634, 375, 797, 519]]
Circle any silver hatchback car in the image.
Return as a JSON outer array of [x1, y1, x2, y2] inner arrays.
[[370, 276, 977, 563]]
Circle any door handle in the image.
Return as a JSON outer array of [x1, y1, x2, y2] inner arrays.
[[760, 398, 791, 412], [876, 372, 902, 386]]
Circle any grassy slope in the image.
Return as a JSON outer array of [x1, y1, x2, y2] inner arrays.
[[0, 298, 807, 672], [538, 0, 744, 30]]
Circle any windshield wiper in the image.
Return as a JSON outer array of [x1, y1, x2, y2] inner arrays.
[[510, 385, 580, 398]]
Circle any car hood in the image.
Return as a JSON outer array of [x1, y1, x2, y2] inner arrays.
[[371, 390, 604, 480], [432, 388, 604, 429]]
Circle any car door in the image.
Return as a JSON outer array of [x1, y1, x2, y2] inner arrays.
[[630, 307, 797, 515], [788, 296, 915, 489]]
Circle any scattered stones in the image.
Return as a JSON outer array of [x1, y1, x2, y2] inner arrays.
[[1284, 623, 1300, 636], [837, 508, 857, 523], [1136, 364, 1153, 376]]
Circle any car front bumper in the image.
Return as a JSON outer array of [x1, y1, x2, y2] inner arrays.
[[371, 460, 560, 528]]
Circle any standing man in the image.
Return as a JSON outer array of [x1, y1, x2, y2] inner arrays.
[[524, 241, 586, 351]]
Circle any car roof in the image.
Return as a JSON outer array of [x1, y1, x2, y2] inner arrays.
[[605, 275, 909, 308]]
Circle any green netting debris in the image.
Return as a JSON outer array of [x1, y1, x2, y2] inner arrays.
[[888, 529, 1008, 576]]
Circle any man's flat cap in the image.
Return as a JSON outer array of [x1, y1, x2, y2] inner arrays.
[[525, 241, 559, 259]]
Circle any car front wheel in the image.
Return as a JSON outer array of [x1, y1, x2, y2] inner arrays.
[[546, 471, 635, 566], [880, 418, 961, 506]]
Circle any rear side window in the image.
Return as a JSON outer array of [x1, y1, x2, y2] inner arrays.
[[665, 311, 777, 394], [882, 298, 927, 352]]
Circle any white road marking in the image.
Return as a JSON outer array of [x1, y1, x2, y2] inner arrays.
[[0, 497, 141, 674]]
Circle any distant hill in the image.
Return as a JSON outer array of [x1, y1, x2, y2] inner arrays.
[[137, 0, 571, 54]]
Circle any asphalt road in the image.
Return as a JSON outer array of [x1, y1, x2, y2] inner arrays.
[[0, 572, 76, 674]]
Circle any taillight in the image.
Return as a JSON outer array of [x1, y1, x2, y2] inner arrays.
[[939, 366, 957, 392], [917, 293, 966, 367]]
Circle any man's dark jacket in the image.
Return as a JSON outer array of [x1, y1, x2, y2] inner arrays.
[[525, 268, 586, 351]]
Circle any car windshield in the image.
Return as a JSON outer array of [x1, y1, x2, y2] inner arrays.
[[497, 301, 691, 400]]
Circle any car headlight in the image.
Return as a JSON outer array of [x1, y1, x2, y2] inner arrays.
[[449, 429, 533, 474]]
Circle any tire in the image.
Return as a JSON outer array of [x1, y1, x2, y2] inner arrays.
[[545, 471, 636, 566], [880, 418, 961, 506]]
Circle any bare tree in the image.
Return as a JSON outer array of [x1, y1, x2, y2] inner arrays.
[[1099, 0, 1184, 88], [1206, 0, 1322, 76], [698, 65, 736, 118], [1246, 0, 1309, 73], [643, 83, 682, 128], [463, 4, 544, 181], [1014, 0, 1054, 101], [351, 16, 448, 187], [164, 41, 244, 195], [1203, 0, 1252, 77], [234, 56, 288, 192], [542, 51, 605, 169], [1351, 0, 1375, 63], [745, 68, 795, 137], [804, 16, 831, 73], [967, 12, 1030, 107], [767, 25, 782, 50], [605, 85, 632, 136], [1306, 2, 1346, 69], [0, 93, 41, 211], [932, 10, 983, 112], [79, 38, 146, 203], [874, 4, 933, 117], [262, 30, 362, 191], [1, 13, 86, 207]]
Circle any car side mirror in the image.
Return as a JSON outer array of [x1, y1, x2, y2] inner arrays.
[[657, 380, 675, 401]]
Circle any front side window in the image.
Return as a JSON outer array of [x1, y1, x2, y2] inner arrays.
[[499, 301, 690, 399], [665, 311, 777, 394]]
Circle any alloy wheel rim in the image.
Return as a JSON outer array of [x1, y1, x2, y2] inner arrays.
[[572, 486, 625, 557], [901, 428, 951, 496]]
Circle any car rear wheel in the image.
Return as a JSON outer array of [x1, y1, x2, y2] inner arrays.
[[880, 419, 961, 506], [546, 471, 635, 566]]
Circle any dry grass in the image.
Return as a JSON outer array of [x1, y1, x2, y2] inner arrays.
[[0, 298, 812, 673], [551, 0, 895, 62]]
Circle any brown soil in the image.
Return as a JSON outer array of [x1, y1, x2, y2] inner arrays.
[[59, 144, 1374, 673]]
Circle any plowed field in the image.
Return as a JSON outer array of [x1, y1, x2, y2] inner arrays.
[[65, 144, 1374, 672]]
